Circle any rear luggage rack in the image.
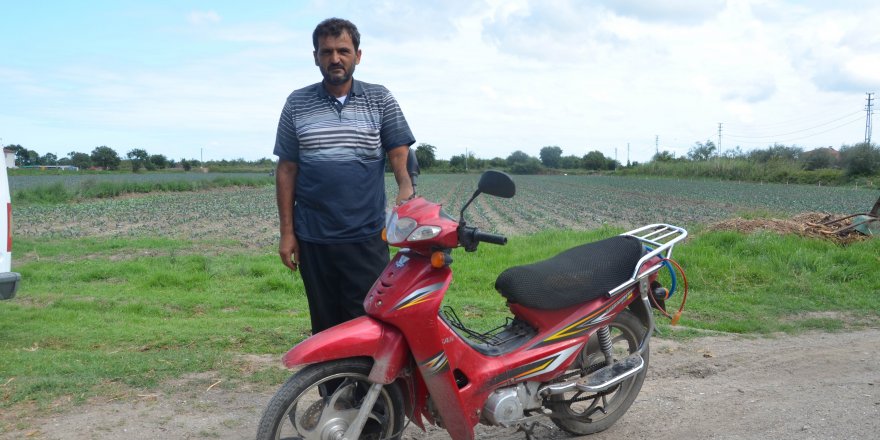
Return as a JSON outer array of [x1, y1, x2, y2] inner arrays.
[[608, 224, 688, 297]]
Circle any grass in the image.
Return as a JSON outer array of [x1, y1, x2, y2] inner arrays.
[[1, 229, 879, 414], [12, 175, 274, 204]]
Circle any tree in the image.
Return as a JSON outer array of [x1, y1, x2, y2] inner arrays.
[[149, 154, 169, 170], [40, 153, 58, 165], [510, 157, 542, 174], [126, 148, 149, 172], [539, 145, 563, 168], [652, 150, 676, 162], [414, 143, 437, 169], [488, 157, 507, 168], [801, 148, 838, 171], [560, 155, 582, 169], [68, 151, 92, 169], [449, 153, 476, 172], [91, 146, 121, 170], [748, 144, 802, 163], [7, 145, 39, 166], [720, 146, 745, 159], [583, 150, 609, 170], [687, 140, 717, 161], [506, 150, 532, 166], [839, 143, 880, 177]]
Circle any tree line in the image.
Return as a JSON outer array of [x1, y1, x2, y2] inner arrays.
[[629, 140, 880, 184], [7, 140, 877, 184], [3, 144, 274, 172], [413, 144, 619, 174]]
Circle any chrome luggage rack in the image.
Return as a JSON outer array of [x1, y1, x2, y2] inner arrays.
[[608, 224, 688, 297]]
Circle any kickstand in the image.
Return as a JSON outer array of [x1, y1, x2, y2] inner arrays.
[[517, 423, 537, 440], [517, 421, 551, 440]]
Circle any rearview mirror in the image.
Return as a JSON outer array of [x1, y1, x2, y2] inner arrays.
[[477, 170, 515, 199]]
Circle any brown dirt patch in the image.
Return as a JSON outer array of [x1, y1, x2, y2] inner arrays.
[[706, 212, 875, 244]]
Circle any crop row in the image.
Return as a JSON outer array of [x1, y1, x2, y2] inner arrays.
[[13, 175, 878, 246], [9, 172, 271, 191]]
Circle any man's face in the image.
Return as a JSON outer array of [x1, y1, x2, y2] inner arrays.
[[314, 31, 361, 87]]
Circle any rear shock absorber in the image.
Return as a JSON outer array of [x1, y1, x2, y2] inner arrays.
[[597, 326, 614, 366]]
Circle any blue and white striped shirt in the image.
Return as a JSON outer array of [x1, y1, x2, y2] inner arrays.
[[274, 79, 415, 243]]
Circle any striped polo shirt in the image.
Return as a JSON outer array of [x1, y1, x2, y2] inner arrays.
[[274, 79, 415, 244]]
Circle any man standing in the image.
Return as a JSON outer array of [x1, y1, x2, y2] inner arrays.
[[274, 18, 415, 334]]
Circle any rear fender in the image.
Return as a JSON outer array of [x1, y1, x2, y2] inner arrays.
[[282, 316, 410, 385]]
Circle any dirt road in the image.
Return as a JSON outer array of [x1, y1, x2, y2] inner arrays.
[[5, 329, 879, 439]]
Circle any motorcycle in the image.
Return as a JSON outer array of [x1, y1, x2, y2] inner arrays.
[[257, 170, 687, 440]]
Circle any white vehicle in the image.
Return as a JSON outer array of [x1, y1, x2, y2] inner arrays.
[[0, 163, 19, 300]]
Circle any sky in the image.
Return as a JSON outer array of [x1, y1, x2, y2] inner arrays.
[[1, 0, 879, 164]]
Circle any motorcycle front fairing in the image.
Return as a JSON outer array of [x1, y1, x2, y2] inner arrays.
[[281, 315, 410, 384]]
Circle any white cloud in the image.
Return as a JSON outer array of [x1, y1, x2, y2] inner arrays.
[[188, 10, 221, 26], [5, 1, 879, 163]]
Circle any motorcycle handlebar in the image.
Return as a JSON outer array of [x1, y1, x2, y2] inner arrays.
[[459, 225, 507, 251], [473, 230, 508, 246]]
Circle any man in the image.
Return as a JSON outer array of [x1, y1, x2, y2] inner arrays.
[[274, 18, 415, 335]]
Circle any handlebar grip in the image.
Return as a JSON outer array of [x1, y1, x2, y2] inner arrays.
[[474, 230, 507, 245]]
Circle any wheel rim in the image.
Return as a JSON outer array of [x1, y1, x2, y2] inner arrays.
[[275, 372, 396, 440], [552, 321, 642, 424]]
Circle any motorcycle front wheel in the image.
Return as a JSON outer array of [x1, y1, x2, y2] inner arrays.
[[256, 357, 405, 440], [547, 309, 648, 435]]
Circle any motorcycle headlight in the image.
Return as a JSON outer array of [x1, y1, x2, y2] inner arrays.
[[385, 212, 441, 244], [386, 212, 417, 244], [408, 225, 441, 241]]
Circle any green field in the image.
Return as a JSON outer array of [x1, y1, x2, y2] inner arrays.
[[14, 174, 879, 243], [2, 173, 879, 423], [9, 171, 271, 191]]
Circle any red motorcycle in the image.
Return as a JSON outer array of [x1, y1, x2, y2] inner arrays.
[[257, 171, 687, 440]]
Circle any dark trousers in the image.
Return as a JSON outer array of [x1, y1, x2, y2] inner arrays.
[[298, 234, 390, 334]]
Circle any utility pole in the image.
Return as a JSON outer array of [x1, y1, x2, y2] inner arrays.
[[655, 135, 659, 155], [866, 92, 874, 144], [465, 147, 468, 172], [627, 143, 630, 167], [718, 123, 723, 151]]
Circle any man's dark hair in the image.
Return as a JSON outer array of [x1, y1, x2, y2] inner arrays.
[[313, 18, 361, 51]]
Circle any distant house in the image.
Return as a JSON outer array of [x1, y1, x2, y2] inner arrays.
[[3, 149, 15, 169], [809, 146, 841, 161]]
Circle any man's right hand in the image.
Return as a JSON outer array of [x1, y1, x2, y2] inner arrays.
[[279, 233, 299, 271]]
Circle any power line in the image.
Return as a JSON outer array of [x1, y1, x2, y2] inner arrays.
[[725, 110, 864, 139], [725, 107, 862, 131], [724, 115, 865, 145]]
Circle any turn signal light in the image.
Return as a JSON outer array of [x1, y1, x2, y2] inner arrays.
[[431, 251, 451, 268]]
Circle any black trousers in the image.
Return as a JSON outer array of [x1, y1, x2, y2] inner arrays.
[[297, 234, 390, 334]]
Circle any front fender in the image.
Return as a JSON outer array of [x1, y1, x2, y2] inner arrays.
[[282, 316, 410, 384]]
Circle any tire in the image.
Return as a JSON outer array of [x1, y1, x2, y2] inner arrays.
[[547, 309, 649, 435], [256, 357, 405, 440]]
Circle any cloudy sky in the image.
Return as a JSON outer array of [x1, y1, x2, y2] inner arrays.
[[2, 0, 878, 164]]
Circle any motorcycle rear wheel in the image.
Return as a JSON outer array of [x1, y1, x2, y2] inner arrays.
[[547, 309, 648, 435], [256, 357, 405, 440]]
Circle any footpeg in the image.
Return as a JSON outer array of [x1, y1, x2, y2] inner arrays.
[[576, 353, 644, 392]]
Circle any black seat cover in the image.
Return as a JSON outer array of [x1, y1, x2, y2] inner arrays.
[[495, 236, 644, 310]]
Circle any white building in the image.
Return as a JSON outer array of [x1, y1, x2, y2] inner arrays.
[[3, 149, 15, 168]]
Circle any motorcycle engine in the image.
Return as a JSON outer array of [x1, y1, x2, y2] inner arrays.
[[482, 386, 524, 427]]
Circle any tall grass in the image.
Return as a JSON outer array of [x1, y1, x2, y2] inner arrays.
[[13, 175, 274, 204], [621, 159, 851, 185]]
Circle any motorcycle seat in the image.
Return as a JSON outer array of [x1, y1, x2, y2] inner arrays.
[[494, 235, 644, 310]]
